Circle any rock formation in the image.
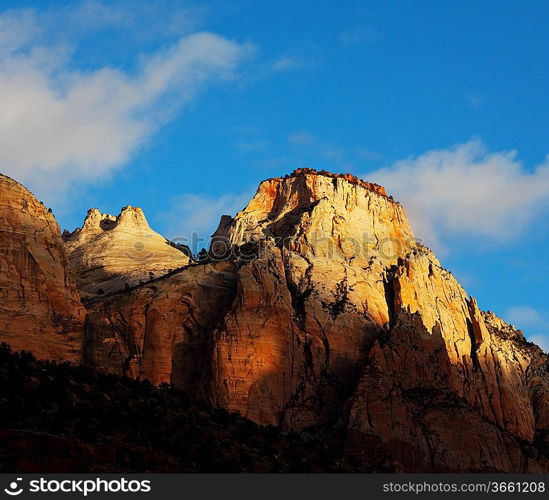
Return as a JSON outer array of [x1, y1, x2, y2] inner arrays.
[[0, 174, 84, 362], [0, 168, 547, 472], [83, 260, 237, 393], [209, 169, 416, 427], [345, 246, 549, 471], [64, 206, 191, 297], [79, 169, 548, 472]]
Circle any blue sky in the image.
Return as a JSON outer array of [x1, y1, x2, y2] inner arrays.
[[0, 0, 547, 349]]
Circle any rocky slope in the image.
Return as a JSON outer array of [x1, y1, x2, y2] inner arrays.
[[0, 168, 547, 472], [0, 174, 84, 362], [63, 206, 191, 297]]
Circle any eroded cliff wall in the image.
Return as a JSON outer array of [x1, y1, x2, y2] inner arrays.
[[0, 174, 84, 362]]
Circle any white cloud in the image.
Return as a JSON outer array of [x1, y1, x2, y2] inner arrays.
[[159, 191, 253, 252], [0, 5, 252, 199], [367, 140, 549, 248], [529, 335, 548, 353], [506, 305, 542, 327]]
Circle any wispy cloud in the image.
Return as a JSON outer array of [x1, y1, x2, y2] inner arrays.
[[321, 147, 345, 162], [357, 148, 382, 161], [266, 41, 320, 76], [286, 131, 380, 171], [0, 2, 253, 199], [529, 335, 548, 353], [235, 139, 268, 153], [271, 56, 307, 72], [506, 305, 542, 326], [367, 139, 549, 249], [48, 0, 202, 42], [504, 305, 549, 352], [339, 26, 378, 46], [159, 191, 253, 252]]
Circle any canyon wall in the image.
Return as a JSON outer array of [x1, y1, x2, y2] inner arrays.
[[0, 174, 84, 362]]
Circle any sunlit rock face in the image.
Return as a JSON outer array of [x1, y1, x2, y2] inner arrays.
[[0, 174, 84, 362], [209, 169, 417, 427], [63, 206, 191, 297], [345, 245, 549, 472], [1, 169, 547, 472]]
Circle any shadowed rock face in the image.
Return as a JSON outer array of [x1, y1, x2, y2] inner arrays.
[[1, 168, 547, 472], [63, 206, 191, 297], [0, 344, 354, 473], [0, 174, 84, 362]]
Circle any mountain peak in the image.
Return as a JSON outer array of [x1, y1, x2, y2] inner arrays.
[[77, 206, 150, 236], [213, 167, 413, 266], [64, 205, 190, 296]]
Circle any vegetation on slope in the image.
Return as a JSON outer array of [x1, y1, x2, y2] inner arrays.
[[0, 344, 354, 473]]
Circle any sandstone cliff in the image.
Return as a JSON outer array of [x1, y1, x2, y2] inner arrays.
[[84, 260, 236, 395], [64, 206, 191, 297], [345, 245, 549, 471], [209, 169, 415, 427], [0, 174, 84, 362]]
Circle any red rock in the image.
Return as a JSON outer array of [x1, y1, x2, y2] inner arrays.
[[0, 174, 84, 362]]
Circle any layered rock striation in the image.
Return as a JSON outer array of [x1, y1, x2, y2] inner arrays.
[[64, 206, 191, 297]]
